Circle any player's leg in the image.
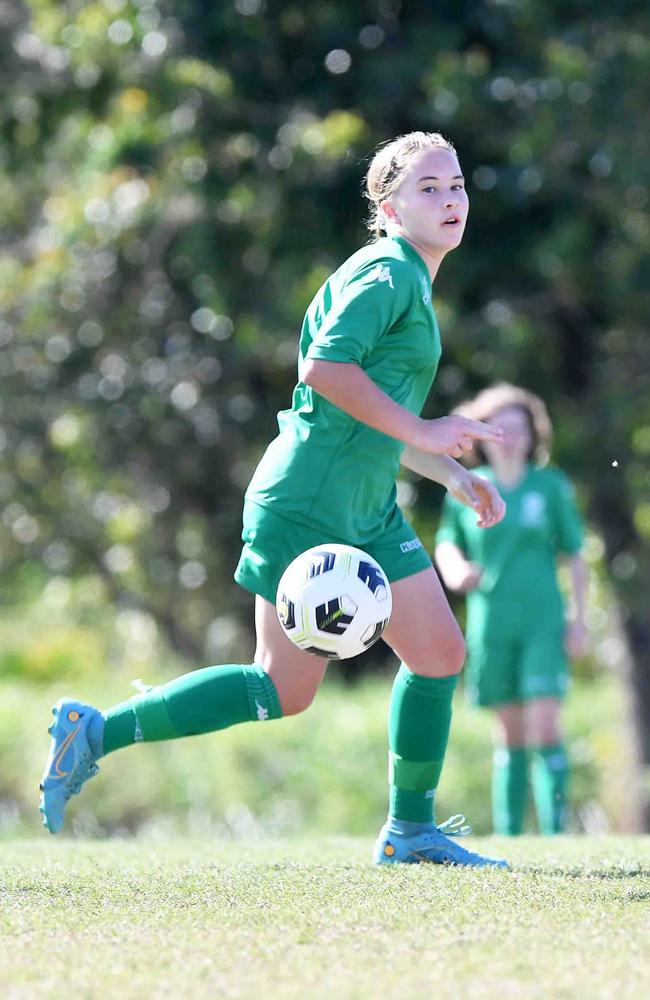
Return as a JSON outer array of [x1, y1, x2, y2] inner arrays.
[[519, 627, 570, 834], [526, 696, 568, 834], [373, 567, 507, 867], [466, 633, 526, 836], [254, 595, 329, 715], [40, 500, 332, 833], [492, 702, 528, 836], [381, 567, 464, 826], [104, 595, 324, 744], [40, 597, 325, 834]]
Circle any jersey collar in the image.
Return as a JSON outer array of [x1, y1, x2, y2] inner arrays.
[[388, 235, 432, 287]]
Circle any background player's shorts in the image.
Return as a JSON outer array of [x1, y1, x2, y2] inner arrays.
[[234, 499, 432, 604], [465, 621, 570, 706]]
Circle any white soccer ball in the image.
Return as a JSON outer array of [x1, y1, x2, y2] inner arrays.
[[276, 544, 392, 659]]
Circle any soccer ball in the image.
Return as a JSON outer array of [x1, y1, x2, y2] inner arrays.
[[276, 544, 392, 659]]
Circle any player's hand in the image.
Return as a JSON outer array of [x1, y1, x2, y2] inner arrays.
[[564, 619, 588, 660], [416, 416, 503, 459], [444, 560, 483, 592], [448, 470, 507, 528]]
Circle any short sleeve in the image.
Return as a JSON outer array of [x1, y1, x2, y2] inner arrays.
[[435, 494, 468, 552], [305, 258, 415, 366], [552, 470, 584, 554]]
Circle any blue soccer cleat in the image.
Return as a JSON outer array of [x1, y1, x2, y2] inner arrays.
[[39, 698, 102, 834], [372, 815, 509, 868]]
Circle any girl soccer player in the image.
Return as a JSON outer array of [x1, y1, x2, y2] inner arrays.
[[435, 384, 588, 835], [41, 132, 509, 866]]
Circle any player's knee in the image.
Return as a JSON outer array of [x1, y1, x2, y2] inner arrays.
[[439, 627, 466, 675], [525, 698, 562, 744], [406, 624, 466, 677], [279, 686, 318, 717], [419, 618, 466, 676]]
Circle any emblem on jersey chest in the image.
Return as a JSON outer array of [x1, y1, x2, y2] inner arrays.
[[421, 277, 431, 305], [520, 491, 546, 527]]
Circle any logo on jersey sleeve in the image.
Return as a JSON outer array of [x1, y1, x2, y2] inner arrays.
[[368, 263, 394, 289], [421, 276, 431, 305]]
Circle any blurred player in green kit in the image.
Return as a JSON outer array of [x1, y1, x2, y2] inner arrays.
[[40, 132, 510, 866], [435, 384, 588, 835]]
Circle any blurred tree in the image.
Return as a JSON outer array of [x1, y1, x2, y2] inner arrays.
[[0, 1, 648, 817]]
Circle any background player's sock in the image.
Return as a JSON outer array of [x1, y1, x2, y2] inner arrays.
[[531, 743, 569, 834], [387, 664, 458, 823], [101, 664, 282, 755], [492, 745, 528, 835]]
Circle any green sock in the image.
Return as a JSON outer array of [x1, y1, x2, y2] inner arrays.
[[531, 743, 569, 834], [492, 746, 528, 835], [388, 664, 458, 824], [101, 664, 282, 756]]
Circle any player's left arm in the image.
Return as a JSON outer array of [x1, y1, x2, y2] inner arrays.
[[401, 446, 506, 528], [564, 552, 589, 659], [553, 469, 589, 659]]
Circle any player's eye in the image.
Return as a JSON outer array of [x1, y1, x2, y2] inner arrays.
[[451, 183, 465, 191], [422, 186, 436, 193]]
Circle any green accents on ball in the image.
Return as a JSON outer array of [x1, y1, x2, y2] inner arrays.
[[531, 744, 569, 834], [492, 746, 528, 836], [388, 664, 458, 824]]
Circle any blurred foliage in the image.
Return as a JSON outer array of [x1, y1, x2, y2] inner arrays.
[[0, 2, 648, 728], [0, 673, 634, 836]]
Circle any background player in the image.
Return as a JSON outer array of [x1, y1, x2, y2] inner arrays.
[[41, 132, 508, 866], [435, 384, 588, 834]]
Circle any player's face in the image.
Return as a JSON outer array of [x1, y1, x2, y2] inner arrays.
[[484, 405, 533, 465], [383, 148, 469, 255]]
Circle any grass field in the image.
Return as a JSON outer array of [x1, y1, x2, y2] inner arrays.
[[2, 836, 649, 999]]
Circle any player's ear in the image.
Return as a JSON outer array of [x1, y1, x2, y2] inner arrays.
[[380, 199, 400, 226]]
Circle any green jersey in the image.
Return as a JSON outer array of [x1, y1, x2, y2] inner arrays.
[[436, 464, 584, 639], [245, 235, 441, 543]]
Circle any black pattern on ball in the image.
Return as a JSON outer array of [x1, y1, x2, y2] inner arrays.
[[308, 550, 337, 577], [301, 645, 341, 659], [361, 618, 390, 648], [276, 594, 295, 630], [357, 560, 386, 593], [315, 598, 354, 634]]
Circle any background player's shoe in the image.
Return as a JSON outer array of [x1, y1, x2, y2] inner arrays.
[[372, 816, 509, 868], [39, 698, 101, 834]]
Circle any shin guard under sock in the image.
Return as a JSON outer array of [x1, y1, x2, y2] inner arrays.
[[388, 665, 458, 824]]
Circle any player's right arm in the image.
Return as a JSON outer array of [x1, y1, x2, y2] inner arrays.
[[434, 540, 483, 593], [434, 489, 483, 591], [301, 359, 502, 458]]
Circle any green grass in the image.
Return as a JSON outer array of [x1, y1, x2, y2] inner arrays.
[[2, 837, 649, 999]]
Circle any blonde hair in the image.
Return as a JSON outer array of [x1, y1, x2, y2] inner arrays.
[[453, 383, 553, 466], [364, 131, 457, 238]]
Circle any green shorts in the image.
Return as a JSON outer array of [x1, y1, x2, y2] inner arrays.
[[234, 499, 432, 604], [465, 622, 569, 707]]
